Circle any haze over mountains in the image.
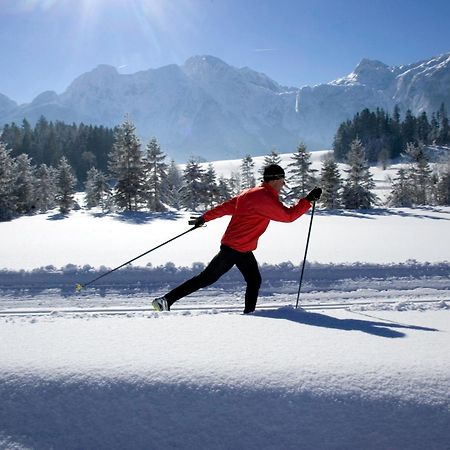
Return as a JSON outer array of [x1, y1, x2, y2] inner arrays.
[[1, 53, 449, 161]]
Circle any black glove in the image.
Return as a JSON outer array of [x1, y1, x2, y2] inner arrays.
[[305, 187, 322, 202], [188, 215, 205, 228]]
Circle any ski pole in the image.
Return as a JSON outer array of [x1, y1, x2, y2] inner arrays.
[[295, 201, 316, 309], [75, 225, 199, 291]]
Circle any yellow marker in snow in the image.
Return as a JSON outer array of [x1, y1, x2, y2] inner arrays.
[[75, 283, 83, 292]]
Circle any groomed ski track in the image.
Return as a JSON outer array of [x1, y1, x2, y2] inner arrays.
[[0, 297, 447, 317]]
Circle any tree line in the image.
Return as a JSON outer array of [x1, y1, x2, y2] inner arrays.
[[0, 116, 114, 184], [333, 104, 450, 163], [1, 116, 450, 222]]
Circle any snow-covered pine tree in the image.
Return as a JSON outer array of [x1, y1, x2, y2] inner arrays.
[[216, 176, 232, 203], [0, 141, 17, 221], [260, 149, 282, 175], [108, 118, 144, 211], [240, 155, 256, 189], [142, 137, 168, 212], [84, 167, 111, 210], [34, 163, 57, 212], [436, 161, 450, 205], [287, 142, 317, 200], [228, 171, 241, 197], [56, 156, 77, 214], [14, 153, 36, 214], [404, 142, 433, 205], [342, 138, 377, 209], [437, 103, 449, 145], [201, 163, 220, 209], [388, 168, 413, 207], [165, 160, 183, 209], [180, 158, 205, 211], [320, 152, 342, 209]]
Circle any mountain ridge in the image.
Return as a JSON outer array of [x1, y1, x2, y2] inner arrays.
[[1, 52, 449, 161]]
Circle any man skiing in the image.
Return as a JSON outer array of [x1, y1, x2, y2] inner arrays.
[[152, 164, 322, 314]]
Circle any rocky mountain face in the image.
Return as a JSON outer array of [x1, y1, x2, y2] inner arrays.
[[1, 53, 449, 161]]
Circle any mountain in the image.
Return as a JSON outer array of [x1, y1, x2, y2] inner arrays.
[[1, 53, 449, 161]]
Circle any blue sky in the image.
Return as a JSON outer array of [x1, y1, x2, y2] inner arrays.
[[1, 0, 449, 104]]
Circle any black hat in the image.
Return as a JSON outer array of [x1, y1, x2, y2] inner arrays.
[[263, 164, 285, 181]]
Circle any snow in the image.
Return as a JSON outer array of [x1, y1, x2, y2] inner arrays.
[[1, 152, 449, 270], [0, 153, 449, 449], [0, 308, 449, 449]]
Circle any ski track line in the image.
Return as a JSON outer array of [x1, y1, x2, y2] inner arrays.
[[0, 298, 447, 317]]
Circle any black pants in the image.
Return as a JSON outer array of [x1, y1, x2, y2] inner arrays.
[[165, 245, 262, 313]]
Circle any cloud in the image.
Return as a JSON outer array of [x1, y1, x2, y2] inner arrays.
[[253, 48, 277, 53]]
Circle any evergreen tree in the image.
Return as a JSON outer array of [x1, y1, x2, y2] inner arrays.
[[56, 156, 77, 214], [333, 119, 355, 161], [342, 139, 377, 209], [142, 137, 168, 212], [34, 164, 57, 212], [430, 113, 440, 143], [1, 122, 22, 158], [0, 142, 17, 221], [84, 167, 111, 210], [228, 171, 242, 197], [404, 142, 433, 205], [287, 142, 317, 200], [14, 153, 36, 214], [319, 152, 342, 209], [417, 111, 431, 143], [108, 118, 145, 211], [216, 175, 232, 203], [180, 158, 205, 211], [436, 162, 450, 205], [240, 155, 256, 189], [393, 105, 401, 125], [165, 160, 183, 209], [201, 163, 220, 209], [260, 149, 282, 175], [0, 117, 116, 183], [388, 168, 413, 207], [401, 110, 417, 146], [437, 103, 449, 144], [20, 119, 33, 156]]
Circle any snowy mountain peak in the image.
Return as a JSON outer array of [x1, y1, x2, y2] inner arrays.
[[184, 55, 230, 70], [238, 66, 285, 92], [30, 90, 59, 106], [182, 55, 236, 81], [91, 64, 119, 77], [67, 64, 119, 89], [354, 58, 390, 73], [332, 58, 394, 89]]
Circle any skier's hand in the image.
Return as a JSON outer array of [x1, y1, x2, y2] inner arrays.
[[189, 215, 205, 228], [306, 187, 322, 202]]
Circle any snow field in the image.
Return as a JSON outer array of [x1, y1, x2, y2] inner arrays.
[[1, 151, 449, 449], [0, 308, 449, 449], [1, 206, 449, 271]]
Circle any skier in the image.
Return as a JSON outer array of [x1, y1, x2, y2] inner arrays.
[[152, 164, 322, 314]]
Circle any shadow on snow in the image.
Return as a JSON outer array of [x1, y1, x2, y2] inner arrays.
[[317, 206, 450, 221], [254, 307, 439, 338]]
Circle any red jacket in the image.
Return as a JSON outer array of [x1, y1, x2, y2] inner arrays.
[[203, 183, 311, 252]]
